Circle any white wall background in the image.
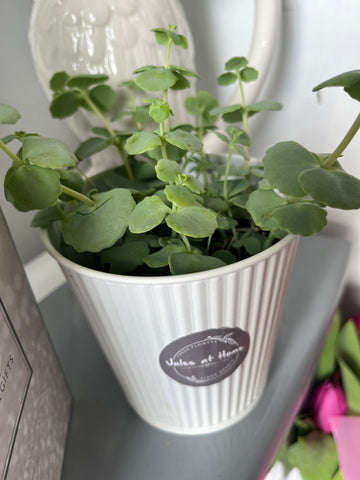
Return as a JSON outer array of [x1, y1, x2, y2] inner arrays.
[[0, 0, 359, 311]]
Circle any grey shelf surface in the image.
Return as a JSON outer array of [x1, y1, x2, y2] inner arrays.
[[39, 235, 350, 480]]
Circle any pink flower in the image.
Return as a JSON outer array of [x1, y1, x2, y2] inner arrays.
[[310, 380, 346, 433], [353, 314, 360, 338]]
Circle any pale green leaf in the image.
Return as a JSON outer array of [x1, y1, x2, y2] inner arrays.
[[125, 131, 162, 155], [263, 141, 319, 197], [299, 168, 360, 209], [61, 189, 135, 252], [128, 195, 171, 233], [0, 103, 21, 125], [246, 189, 287, 230], [164, 184, 196, 207], [166, 206, 217, 238], [165, 129, 202, 152], [135, 67, 178, 92], [155, 159, 181, 183], [273, 203, 328, 236], [22, 136, 78, 169], [169, 253, 226, 275]]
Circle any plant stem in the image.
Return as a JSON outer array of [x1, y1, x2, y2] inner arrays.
[[0, 138, 22, 165], [61, 185, 95, 207], [181, 234, 192, 253], [223, 146, 234, 201], [84, 93, 116, 136], [159, 123, 168, 159], [324, 112, 360, 168], [237, 73, 250, 171], [163, 37, 172, 132], [83, 92, 135, 180]]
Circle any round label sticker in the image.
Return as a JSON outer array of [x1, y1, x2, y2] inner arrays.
[[159, 327, 250, 387]]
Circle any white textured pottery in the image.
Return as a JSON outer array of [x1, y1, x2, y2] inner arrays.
[[42, 230, 299, 434]]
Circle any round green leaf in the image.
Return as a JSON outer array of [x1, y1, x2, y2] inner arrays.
[[66, 74, 109, 89], [125, 132, 162, 155], [169, 65, 200, 79], [170, 73, 191, 91], [101, 241, 150, 274], [165, 129, 202, 152], [166, 206, 217, 238], [89, 84, 116, 112], [273, 203, 327, 236], [50, 72, 70, 92], [31, 205, 63, 228], [240, 67, 258, 83], [4, 165, 61, 211], [299, 168, 360, 209], [246, 189, 287, 230], [217, 72, 237, 86], [61, 189, 135, 252], [225, 57, 248, 71], [135, 67, 178, 92], [50, 91, 81, 119], [0, 103, 21, 125], [22, 136, 77, 169], [263, 141, 319, 197], [144, 244, 187, 268], [164, 185, 196, 207], [180, 174, 204, 194], [155, 159, 181, 183], [169, 253, 226, 275], [151, 28, 169, 46], [149, 102, 171, 123], [75, 137, 109, 161], [128, 195, 171, 233]]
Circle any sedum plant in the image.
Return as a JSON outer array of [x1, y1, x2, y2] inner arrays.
[[1, 24, 360, 275]]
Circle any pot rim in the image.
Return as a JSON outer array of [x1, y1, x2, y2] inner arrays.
[[41, 228, 298, 285]]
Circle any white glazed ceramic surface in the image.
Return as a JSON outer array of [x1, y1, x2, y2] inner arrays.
[[42, 231, 299, 434]]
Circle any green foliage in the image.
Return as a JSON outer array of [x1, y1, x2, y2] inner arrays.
[[1, 23, 360, 276], [22, 136, 78, 169], [287, 432, 339, 480], [166, 206, 217, 238], [313, 70, 360, 101], [61, 189, 135, 252], [135, 68, 178, 92], [263, 141, 319, 197], [125, 132, 162, 155], [336, 320, 360, 414], [101, 241, 150, 274], [169, 253, 226, 275], [316, 311, 342, 381], [4, 165, 61, 211], [128, 195, 171, 233], [0, 103, 21, 125]]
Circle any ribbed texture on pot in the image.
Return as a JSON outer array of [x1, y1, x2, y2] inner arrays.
[[53, 235, 299, 434]]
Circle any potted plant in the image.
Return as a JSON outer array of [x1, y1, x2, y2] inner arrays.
[[1, 24, 360, 434]]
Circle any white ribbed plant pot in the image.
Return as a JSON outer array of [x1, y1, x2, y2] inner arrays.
[[42, 231, 299, 435]]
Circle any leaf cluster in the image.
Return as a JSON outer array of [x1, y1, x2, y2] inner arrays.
[[1, 26, 360, 276]]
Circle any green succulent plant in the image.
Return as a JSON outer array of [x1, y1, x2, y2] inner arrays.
[[1, 24, 360, 275]]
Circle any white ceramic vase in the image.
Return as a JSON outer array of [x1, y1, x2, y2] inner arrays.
[[42, 230, 298, 435]]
